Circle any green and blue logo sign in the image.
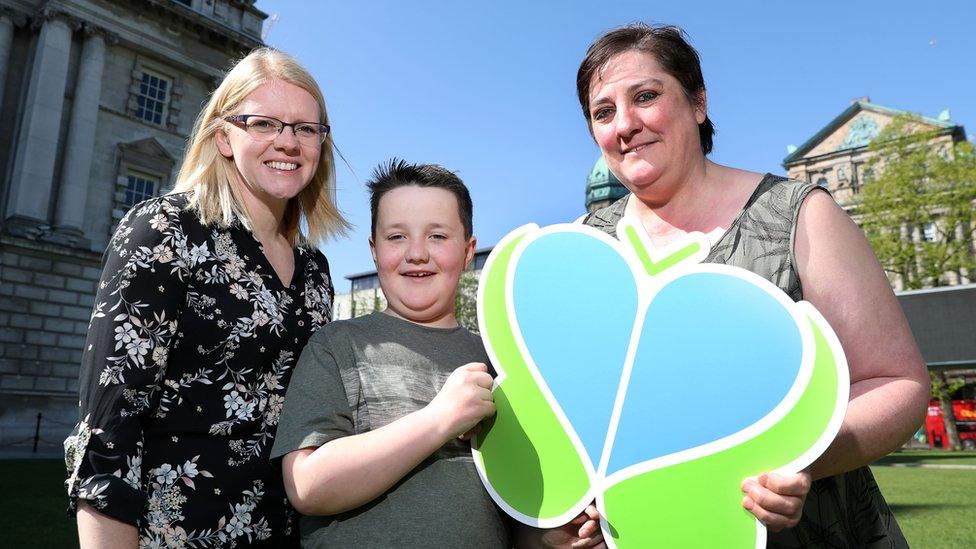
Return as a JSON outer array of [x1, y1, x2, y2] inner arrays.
[[473, 220, 849, 548]]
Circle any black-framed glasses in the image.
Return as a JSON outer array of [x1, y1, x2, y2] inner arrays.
[[224, 114, 330, 145]]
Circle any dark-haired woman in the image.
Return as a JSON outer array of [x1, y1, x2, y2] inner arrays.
[[577, 24, 926, 547]]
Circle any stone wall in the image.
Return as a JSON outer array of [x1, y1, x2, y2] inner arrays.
[[0, 237, 101, 451]]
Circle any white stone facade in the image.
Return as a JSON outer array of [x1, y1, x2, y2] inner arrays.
[[0, 0, 266, 453]]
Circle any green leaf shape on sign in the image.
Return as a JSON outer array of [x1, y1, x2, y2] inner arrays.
[[600, 307, 844, 547], [473, 225, 592, 525]]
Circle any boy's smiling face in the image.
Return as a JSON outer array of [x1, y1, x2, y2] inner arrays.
[[370, 185, 476, 328]]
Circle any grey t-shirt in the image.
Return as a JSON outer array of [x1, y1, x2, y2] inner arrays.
[[271, 312, 511, 548]]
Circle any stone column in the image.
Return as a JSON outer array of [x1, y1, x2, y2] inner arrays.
[[0, 13, 14, 110], [4, 12, 73, 228], [54, 27, 106, 237]]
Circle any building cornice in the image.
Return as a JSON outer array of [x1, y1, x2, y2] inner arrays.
[[782, 101, 965, 168], [40, 0, 258, 81], [784, 125, 962, 169], [0, 232, 103, 262], [0, 4, 30, 26], [140, 0, 263, 51]]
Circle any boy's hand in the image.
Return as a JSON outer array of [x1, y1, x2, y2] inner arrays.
[[741, 470, 811, 532], [428, 362, 495, 440]]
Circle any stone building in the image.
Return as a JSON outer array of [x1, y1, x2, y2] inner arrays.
[[782, 98, 966, 208], [782, 99, 971, 288], [0, 0, 265, 453]]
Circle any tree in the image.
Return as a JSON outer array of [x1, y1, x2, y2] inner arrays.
[[352, 290, 386, 318], [858, 114, 976, 450], [929, 371, 965, 450], [349, 272, 479, 331], [454, 271, 480, 333], [859, 114, 976, 289]]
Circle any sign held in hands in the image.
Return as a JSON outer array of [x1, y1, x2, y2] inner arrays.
[[472, 219, 848, 548]]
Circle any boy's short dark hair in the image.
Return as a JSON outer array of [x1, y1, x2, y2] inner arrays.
[[367, 158, 474, 238]]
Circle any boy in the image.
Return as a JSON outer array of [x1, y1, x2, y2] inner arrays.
[[272, 159, 602, 548]]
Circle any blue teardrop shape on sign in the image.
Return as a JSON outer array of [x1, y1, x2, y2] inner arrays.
[[513, 231, 638, 468], [607, 272, 802, 475]]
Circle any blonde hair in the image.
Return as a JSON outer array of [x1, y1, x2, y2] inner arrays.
[[172, 47, 349, 246]]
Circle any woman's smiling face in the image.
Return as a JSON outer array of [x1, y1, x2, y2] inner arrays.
[[216, 80, 322, 208], [588, 50, 706, 202]]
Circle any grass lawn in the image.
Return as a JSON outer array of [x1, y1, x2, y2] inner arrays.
[[872, 464, 976, 548], [0, 459, 78, 549], [1, 457, 973, 548], [875, 448, 976, 467]]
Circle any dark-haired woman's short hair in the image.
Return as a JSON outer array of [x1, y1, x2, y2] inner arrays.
[[576, 23, 715, 155], [367, 158, 474, 238]]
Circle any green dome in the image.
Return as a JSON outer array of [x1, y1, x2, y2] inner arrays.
[[585, 156, 629, 209]]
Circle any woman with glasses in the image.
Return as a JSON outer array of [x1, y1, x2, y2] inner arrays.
[[65, 48, 348, 548]]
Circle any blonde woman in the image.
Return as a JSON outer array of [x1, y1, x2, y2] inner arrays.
[[64, 48, 348, 548]]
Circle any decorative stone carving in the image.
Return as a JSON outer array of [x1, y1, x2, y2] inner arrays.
[[838, 116, 880, 150], [0, 5, 29, 28], [30, 7, 83, 32]]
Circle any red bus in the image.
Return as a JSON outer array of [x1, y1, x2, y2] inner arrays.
[[926, 400, 976, 450]]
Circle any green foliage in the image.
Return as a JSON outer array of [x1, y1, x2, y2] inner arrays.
[[349, 271, 477, 330], [858, 114, 976, 289], [352, 291, 386, 317], [454, 271, 479, 333], [930, 371, 966, 400]]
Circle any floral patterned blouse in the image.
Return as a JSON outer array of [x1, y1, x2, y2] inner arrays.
[[64, 192, 334, 548]]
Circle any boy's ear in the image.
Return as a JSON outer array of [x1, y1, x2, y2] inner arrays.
[[463, 236, 476, 269], [368, 236, 377, 263]]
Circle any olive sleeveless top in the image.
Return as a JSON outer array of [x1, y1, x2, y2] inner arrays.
[[583, 174, 909, 548]]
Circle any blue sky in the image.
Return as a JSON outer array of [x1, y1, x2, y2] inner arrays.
[[261, 1, 976, 289]]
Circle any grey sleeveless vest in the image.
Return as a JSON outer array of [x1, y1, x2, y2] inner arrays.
[[583, 174, 909, 548]]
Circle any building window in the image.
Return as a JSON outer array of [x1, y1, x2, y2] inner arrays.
[[472, 253, 489, 271], [862, 167, 875, 183], [136, 71, 171, 125], [816, 177, 829, 189], [851, 163, 864, 194], [351, 276, 381, 292], [922, 222, 938, 242], [124, 172, 160, 207]]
